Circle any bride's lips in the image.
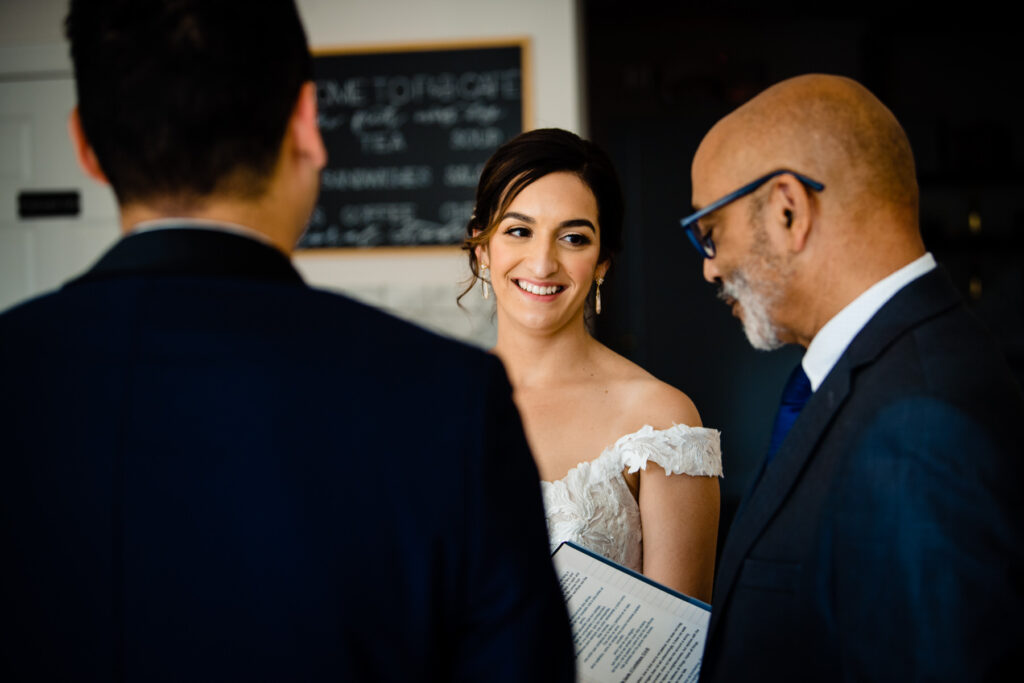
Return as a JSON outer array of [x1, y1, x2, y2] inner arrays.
[[513, 278, 566, 298]]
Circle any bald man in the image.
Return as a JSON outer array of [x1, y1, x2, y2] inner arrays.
[[684, 75, 1024, 681]]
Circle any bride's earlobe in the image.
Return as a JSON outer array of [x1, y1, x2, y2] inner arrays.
[[479, 262, 490, 300], [477, 244, 491, 301]]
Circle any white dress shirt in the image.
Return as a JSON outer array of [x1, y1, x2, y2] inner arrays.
[[802, 253, 937, 392]]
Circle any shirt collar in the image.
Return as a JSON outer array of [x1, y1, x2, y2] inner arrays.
[[129, 217, 275, 247], [802, 252, 937, 391]]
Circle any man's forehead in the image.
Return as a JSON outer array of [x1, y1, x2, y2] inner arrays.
[[691, 115, 768, 205], [691, 135, 740, 205]]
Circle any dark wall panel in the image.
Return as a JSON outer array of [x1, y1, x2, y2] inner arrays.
[[583, 5, 1024, 544]]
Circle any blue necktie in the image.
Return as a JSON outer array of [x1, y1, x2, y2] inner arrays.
[[765, 363, 812, 465]]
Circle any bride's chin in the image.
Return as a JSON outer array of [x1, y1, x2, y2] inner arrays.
[[528, 314, 590, 337], [499, 307, 565, 333]]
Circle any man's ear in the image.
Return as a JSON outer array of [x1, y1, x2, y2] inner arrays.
[[771, 173, 813, 253], [67, 108, 108, 185], [290, 81, 327, 171]]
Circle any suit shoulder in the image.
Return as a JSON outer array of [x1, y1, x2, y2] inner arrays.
[[851, 307, 1023, 470], [0, 288, 80, 345], [299, 286, 499, 370], [906, 303, 1021, 400]]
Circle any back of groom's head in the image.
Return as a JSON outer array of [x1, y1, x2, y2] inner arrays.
[[65, 0, 312, 206]]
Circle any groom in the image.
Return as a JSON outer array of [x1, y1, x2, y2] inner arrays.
[[0, 1, 572, 680], [684, 74, 1024, 680]]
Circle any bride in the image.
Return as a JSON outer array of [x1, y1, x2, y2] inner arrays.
[[462, 128, 722, 601]]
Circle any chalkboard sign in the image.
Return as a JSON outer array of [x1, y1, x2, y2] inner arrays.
[[299, 39, 530, 249]]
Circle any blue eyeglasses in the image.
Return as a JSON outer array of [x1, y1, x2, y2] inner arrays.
[[680, 169, 825, 259]]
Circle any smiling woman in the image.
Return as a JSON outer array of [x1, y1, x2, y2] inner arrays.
[[460, 128, 724, 601], [483, 172, 604, 335]]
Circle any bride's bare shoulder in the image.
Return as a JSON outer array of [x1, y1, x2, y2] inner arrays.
[[597, 345, 702, 429]]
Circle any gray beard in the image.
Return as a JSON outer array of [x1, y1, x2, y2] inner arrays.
[[718, 268, 784, 351]]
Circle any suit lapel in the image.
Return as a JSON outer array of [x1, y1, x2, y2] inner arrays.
[[708, 358, 852, 643], [708, 267, 963, 642], [68, 227, 304, 286]]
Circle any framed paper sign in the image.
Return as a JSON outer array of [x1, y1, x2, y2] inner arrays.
[[300, 38, 531, 249]]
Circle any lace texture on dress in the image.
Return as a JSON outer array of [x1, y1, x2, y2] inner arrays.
[[541, 424, 722, 572]]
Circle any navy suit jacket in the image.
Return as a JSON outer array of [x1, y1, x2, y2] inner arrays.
[[0, 228, 574, 681], [701, 267, 1024, 681]]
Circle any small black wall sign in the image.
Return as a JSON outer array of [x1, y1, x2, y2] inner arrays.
[[18, 191, 81, 218]]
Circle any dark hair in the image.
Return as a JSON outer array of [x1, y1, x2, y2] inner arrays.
[[461, 128, 624, 302], [65, 0, 312, 205]]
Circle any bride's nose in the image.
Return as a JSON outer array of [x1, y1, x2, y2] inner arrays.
[[523, 238, 558, 278]]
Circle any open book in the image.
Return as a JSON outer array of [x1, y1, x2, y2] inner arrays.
[[551, 542, 711, 683]]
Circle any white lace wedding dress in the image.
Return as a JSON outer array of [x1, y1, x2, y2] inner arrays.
[[541, 424, 722, 571]]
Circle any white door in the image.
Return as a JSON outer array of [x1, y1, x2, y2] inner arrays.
[[0, 45, 119, 312]]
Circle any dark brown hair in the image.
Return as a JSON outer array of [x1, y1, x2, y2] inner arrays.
[[460, 128, 624, 303], [65, 0, 311, 205]]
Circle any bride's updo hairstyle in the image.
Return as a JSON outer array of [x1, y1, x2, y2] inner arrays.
[[460, 128, 624, 302]]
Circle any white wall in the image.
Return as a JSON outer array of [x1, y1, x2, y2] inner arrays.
[[0, 1, 67, 46], [0, 0, 583, 347], [0, 0, 122, 313]]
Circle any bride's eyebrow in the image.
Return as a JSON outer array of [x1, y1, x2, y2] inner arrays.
[[501, 211, 535, 223], [560, 219, 596, 232], [500, 212, 596, 233]]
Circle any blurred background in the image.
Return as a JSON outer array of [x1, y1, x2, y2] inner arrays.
[[584, 2, 1024, 546], [2, 0, 1021, 554]]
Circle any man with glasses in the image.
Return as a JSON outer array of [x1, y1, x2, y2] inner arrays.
[[688, 74, 1024, 681]]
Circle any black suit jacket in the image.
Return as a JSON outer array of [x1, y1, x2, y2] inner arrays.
[[701, 267, 1024, 681], [0, 228, 574, 681]]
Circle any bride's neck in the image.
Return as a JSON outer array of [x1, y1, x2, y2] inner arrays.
[[493, 320, 602, 390]]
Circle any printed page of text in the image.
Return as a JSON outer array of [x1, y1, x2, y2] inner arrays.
[[553, 543, 710, 683]]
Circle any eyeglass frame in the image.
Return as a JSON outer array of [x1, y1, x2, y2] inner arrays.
[[680, 169, 825, 259]]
